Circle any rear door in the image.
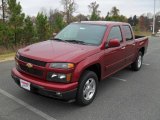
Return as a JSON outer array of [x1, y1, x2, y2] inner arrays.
[[122, 25, 136, 65], [103, 26, 126, 78]]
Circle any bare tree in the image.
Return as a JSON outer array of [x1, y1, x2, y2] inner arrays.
[[49, 9, 65, 32], [75, 14, 88, 21], [61, 0, 77, 24], [88, 1, 101, 20], [0, 0, 8, 22]]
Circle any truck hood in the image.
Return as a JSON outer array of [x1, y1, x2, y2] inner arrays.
[[19, 40, 100, 63]]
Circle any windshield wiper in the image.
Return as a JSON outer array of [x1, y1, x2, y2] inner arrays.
[[51, 38, 67, 42], [51, 38, 88, 45], [65, 40, 87, 45]]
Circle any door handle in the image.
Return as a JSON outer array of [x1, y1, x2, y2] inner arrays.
[[121, 46, 126, 50], [132, 43, 136, 46]]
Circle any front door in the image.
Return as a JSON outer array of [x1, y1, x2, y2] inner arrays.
[[103, 26, 126, 78]]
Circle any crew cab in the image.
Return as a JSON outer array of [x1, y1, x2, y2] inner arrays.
[[11, 21, 148, 106]]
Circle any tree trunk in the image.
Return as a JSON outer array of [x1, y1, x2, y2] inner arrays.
[[2, 0, 5, 23]]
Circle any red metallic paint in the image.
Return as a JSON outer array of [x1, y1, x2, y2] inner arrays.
[[12, 21, 148, 93], [108, 39, 120, 48], [12, 68, 78, 92]]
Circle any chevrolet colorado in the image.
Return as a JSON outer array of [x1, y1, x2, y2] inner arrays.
[[11, 21, 148, 106]]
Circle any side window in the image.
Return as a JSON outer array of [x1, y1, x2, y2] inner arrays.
[[122, 25, 133, 41], [107, 26, 122, 42]]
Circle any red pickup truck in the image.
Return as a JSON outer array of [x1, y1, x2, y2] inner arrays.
[[12, 21, 148, 106]]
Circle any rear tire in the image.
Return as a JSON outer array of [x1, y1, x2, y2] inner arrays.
[[131, 51, 143, 71], [76, 70, 98, 106]]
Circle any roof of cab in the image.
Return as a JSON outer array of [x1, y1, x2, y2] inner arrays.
[[74, 21, 129, 26]]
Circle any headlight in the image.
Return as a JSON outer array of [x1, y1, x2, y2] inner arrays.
[[47, 72, 72, 83], [16, 52, 20, 59], [15, 59, 19, 69], [50, 63, 74, 69]]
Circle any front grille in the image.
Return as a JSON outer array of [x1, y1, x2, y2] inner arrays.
[[19, 64, 43, 78], [19, 55, 46, 67]]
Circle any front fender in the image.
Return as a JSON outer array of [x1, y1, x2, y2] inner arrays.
[[72, 51, 104, 82]]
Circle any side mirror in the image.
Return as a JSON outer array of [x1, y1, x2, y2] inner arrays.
[[108, 39, 120, 48]]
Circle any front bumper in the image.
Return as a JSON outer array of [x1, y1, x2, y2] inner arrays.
[[11, 68, 78, 100]]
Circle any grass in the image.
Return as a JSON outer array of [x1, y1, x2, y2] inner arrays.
[[134, 31, 152, 36], [0, 52, 15, 61]]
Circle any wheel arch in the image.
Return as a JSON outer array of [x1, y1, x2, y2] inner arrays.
[[139, 47, 145, 56], [77, 63, 102, 83]]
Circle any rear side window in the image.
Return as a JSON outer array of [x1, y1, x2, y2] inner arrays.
[[122, 25, 133, 41], [107, 26, 122, 42]]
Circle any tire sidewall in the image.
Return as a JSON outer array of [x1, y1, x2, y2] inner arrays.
[[131, 51, 143, 71], [136, 52, 143, 70], [76, 71, 98, 106]]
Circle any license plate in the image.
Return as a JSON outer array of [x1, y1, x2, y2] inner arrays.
[[20, 79, 31, 91]]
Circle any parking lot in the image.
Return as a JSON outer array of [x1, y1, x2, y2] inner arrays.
[[0, 36, 160, 120]]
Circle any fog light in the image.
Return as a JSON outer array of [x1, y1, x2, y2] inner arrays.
[[58, 74, 66, 79], [47, 72, 72, 83], [51, 74, 57, 78], [56, 92, 62, 96]]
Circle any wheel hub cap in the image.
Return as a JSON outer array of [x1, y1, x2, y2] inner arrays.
[[83, 78, 96, 101], [138, 55, 142, 68]]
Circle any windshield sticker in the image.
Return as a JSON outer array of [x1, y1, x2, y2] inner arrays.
[[80, 27, 86, 30]]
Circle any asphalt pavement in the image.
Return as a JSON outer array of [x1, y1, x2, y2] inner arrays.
[[0, 36, 160, 120]]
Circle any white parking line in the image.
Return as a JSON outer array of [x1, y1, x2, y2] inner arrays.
[[0, 88, 56, 120], [143, 63, 150, 66], [111, 77, 127, 82]]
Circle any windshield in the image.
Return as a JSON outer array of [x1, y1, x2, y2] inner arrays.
[[54, 23, 107, 45]]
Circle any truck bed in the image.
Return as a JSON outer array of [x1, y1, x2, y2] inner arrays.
[[135, 35, 145, 39], [134, 35, 148, 54], [135, 35, 148, 42]]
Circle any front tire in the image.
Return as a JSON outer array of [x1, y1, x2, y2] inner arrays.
[[76, 71, 98, 106], [131, 51, 143, 71]]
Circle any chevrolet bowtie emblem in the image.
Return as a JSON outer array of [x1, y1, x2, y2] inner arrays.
[[26, 63, 33, 68]]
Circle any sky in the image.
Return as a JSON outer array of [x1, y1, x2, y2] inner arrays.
[[17, 0, 160, 18]]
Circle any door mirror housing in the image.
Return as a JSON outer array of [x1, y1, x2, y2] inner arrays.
[[108, 39, 120, 48]]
